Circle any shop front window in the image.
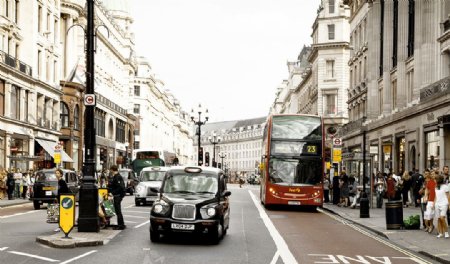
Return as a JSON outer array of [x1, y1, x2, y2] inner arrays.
[[426, 131, 439, 170], [382, 145, 392, 174]]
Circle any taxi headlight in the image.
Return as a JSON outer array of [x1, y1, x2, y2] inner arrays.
[[154, 204, 163, 214], [136, 185, 143, 193], [207, 207, 216, 217]]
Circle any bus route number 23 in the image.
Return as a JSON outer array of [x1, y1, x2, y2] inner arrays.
[[306, 145, 317, 154]]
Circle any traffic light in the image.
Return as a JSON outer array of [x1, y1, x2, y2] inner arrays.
[[205, 152, 210, 166], [218, 163, 222, 169], [198, 147, 203, 165]]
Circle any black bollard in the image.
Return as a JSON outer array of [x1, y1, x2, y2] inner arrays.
[[359, 191, 370, 218]]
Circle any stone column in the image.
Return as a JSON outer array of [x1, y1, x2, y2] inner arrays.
[[4, 82, 11, 118]]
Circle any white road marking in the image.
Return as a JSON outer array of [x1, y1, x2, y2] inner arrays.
[[134, 220, 150, 229], [8, 251, 59, 262], [125, 220, 139, 224], [0, 247, 8, 251], [122, 210, 150, 214], [248, 190, 297, 264], [59, 250, 97, 264], [318, 208, 432, 264], [123, 215, 147, 219], [0, 210, 39, 219], [270, 250, 280, 264]]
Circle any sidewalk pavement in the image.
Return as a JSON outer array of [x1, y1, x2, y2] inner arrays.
[[0, 198, 31, 208], [323, 202, 450, 264]]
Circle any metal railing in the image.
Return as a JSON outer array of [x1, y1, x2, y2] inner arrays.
[[0, 50, 32, 77]]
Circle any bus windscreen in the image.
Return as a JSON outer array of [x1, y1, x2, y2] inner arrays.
[[269, 158, 322, 185], [272, 115, 321, 140]]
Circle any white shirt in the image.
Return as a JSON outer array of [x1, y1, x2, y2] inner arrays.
[[435, 184, 449, 206]]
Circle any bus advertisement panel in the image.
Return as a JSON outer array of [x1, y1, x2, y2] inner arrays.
[[260, 114, 324, 208], [131, 149, 166, 176]]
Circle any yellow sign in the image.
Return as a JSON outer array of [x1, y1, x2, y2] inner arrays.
[[59, 194, 75, 237], [326, 162, 331, 170], [99, 188, 108, 201], [333, 149, 342, 162], [54, 152, 61, 164]]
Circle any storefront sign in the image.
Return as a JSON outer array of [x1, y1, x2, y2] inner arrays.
[[333, 149, 342, 162]]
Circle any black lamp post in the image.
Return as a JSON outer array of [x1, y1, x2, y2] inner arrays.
[[190, 104, 208, 166], [78, 0, 99, 232], [360, 128, 370, 218], [208, 132, 221, 167], [218, 152, 226, 169]]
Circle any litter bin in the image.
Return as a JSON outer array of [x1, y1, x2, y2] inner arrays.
[[385, 200, 403, 229]]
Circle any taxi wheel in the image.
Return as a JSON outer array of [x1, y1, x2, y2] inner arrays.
[[135, 200, 140, 206], [150, 229, 160, 243], [33, 201, 40, 210], [210, 222, 224, 245]]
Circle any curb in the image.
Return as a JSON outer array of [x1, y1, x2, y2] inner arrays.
[[35, 229, 121, 248], [0, 200, 31, 209]]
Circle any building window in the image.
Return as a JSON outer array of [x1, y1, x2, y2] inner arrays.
[[329, 0, 335, 13], [425, 131, 439, 170], [407, 0, 415, 57], [24, 90, 28, 122], [392, 0, 398, 68], [0, 80, 4, 116], [10, 85, 20, 120], [379, 0, 384, 77], [14, 0, 19, 24], [134, 85, 140, 96], [133, 104, 140, 114], [407, 70, 414, 103], [60, 102, 69, 127], [392, 79, 397, 110], [325, 94, 337, 115], [37, 50, 41, 78], [326, 60, 335, 78], [328, 24, 335, 40], [5, 0, 9, 17], [74, 105, 80, 130], [38, 5, 42, 33], [379, 86, 383, 114]]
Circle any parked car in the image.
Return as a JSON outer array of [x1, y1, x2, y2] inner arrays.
[[29, 168, 79, 210], [134, 166, 170, 206], [119, 168, 139, 195], [149, 166, 231, 244]]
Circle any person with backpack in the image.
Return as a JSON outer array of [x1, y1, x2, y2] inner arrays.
[[108, 165, 126, 230]]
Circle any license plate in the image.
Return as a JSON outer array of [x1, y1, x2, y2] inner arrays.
[[146, 197, 155, 201], [45, 191, 52, 196], [288, 201, 301, 205], [171, 223, 195, 230], [42, 187, 55, 191]]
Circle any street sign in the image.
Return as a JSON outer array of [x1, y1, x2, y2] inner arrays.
[[84, 94, 96, 106], [59, 194, 75, 238], [333, 138, 342, 146], [333, 148, 342, 163], [54, 144, 61, 164]]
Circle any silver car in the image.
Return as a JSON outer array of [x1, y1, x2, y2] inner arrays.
[[134, 166, 170, 206]]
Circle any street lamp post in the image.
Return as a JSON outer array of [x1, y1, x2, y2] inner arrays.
[[218, 152, 227, 169], [190, 104, 208, 166], [78, 0, 99, 232], [208, 132, 221, 167]]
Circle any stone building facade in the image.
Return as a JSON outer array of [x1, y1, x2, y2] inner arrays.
[[341, 0, 450, 181], [193, 117, 266, 179]]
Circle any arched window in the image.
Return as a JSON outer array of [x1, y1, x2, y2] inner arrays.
[[74, 105, 80, 130], [60, 102, 69, 127]]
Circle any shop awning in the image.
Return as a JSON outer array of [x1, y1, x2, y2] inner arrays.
[[35, 139, 74, 162]]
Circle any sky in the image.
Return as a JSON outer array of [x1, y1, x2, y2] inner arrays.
[[131, 0, 321, 122]]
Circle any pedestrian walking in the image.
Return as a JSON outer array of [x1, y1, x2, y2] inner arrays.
[[0, 167, 7, 200], [332, 173, 340, 205], [21, 172, 31, 199], [6, 172, 15, 200], [434, 174, 449, 238], [13, 168, 22, 198], [386, 173, 396, 201], [424, 170, 436, 234], [323, 175, 330, 203], [411, 168, 424, 207], [108, 165, 126, 230], [401, 171, 412, 207]]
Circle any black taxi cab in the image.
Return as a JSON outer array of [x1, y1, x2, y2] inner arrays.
[[149, 166, 231, 244], [30, 169, 79, 210]]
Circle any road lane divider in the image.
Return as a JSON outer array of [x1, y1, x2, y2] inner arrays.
[[134, 220, 150, 229], [0, 210, 39, 219], [8, 250, 59, 262], [248, 190, 298, 264], [59, 250, 97, 264]]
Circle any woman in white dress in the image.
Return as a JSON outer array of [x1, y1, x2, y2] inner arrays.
[[434, 173, 449, 238]]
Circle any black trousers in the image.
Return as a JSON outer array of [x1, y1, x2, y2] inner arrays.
[[324, 190, 330, 203], [113, 195, 124, 227]]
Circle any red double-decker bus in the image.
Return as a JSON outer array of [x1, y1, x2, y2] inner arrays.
[[260, 114, 324, 209]]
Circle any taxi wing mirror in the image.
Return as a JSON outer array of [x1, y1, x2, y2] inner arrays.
[[222, 190, 231, 197], [150, 187, 160, 193]]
